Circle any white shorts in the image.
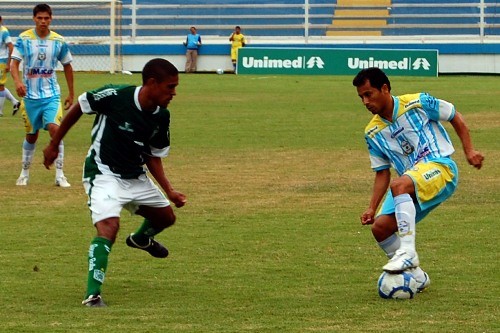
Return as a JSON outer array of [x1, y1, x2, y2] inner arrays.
[[83, 174, 170, 224]]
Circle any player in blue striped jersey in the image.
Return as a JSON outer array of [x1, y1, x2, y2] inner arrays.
[[0, 16, 20, 116], [10, 4, 74, 187], [353, 68, 484, 290]]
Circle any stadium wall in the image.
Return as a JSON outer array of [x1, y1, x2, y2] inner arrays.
[[70, 39, 500, 74]]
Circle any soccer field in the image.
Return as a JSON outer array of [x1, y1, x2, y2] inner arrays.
[[0, 72, 498, 332]]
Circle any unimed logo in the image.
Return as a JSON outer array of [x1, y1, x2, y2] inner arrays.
[[348, 57, 432, 71], [242, 56, 325, 69]]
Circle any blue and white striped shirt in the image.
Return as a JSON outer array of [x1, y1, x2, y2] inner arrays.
[[12, 28, 72, 99], [365, 93, 456, 176]]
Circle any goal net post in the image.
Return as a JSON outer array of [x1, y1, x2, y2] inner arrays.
[[0, 0, 122, 73]]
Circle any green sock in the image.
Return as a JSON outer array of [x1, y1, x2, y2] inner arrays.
[[131, 219, 163, 246], [85, 237, 112, 298]]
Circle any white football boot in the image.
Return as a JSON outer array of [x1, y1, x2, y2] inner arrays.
[[16, 175, 29, 186], [55, 176, 71, 188], [409, 266, 431, 293], [383, 249, 420, 273]]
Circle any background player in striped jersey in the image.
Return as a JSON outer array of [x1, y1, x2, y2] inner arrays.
[[10, 3, 74, 187], [0, 16, 20, 116], [353, 67, 484, 291]]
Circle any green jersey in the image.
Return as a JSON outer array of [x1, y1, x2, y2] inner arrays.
[[79, 84, 171, 179]]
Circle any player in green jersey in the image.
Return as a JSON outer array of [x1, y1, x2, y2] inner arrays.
[[43, 58, 187, 307]]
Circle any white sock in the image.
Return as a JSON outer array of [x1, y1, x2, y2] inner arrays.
[[377, 233, 400, 259], [21, 140, 36, 177], [4, 88, 18, 104], [0, 90, 5, 114], [55, 141, 65, 178], [394, 193, 416, 255]]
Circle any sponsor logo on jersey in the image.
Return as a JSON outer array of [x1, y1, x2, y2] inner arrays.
[[390, 127, 404, 138], [366, 125, 378, 137], [26, 67, 54, 78], [404, 99, 420, 109], [93, 88, 118, 101], [118, 122, 134, 133], [416, 146, 431, 161]]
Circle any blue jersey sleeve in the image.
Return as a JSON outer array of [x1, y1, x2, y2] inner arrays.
[[420, 93, 455, 122]]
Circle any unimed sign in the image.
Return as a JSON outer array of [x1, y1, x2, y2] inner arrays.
[[237, 48, 438, 76]]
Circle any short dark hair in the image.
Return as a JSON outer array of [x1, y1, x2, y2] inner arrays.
[[352, 67, 391, 92], [142, 58, 178, 85], [33, 4, 52, 17]]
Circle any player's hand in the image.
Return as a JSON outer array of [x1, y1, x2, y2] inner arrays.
[[360, 208, 375, 225], [15, 83, 26, 97], [466, 150, 484, 170], [168, 190, 187, 208], [64, 96, 74, 110], [43, 143, 59, 169]]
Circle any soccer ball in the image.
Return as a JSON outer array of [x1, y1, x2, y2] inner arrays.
[[377, 271, 418, 299], [216, 68, 224, 75]]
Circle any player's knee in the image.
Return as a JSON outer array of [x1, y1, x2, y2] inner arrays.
[[389, 176, 413, 196], [95, 218, 120, 243]]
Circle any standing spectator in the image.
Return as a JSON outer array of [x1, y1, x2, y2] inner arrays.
[[229, 26, 246, 72], [10, 3, 74, 187], [183, 26, 201, 73], [0, 16, 20, 116]]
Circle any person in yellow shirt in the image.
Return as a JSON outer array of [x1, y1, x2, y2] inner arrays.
[[229, 26, 246, 73]]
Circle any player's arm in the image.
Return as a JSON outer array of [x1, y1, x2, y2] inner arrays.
[[145, 156, 187, 208], [450, 111, 484, 169], [43, 102, 83, 169], [10, 58, 26, 97], [63, 63, 74, 110], [361, 168, 391, 225], [6, 42, 13, 72]]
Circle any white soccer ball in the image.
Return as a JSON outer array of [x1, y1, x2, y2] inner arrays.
[[216, 68, 224, 75], [377, 271, 418, 299]]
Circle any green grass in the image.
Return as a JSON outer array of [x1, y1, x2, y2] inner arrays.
[[0, 72, 498, 332]]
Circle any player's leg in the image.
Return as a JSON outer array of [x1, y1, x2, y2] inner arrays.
[[82, 175, 124, 307], [372, 214, 399, 257], [17, 99, 44, 185], [4, 88, 20, 115], [0, 63, 7, 116], [382, 174, 419, 272], [231, 48, 237, 71], [0, 87, 5, 116], [45, 97, 70, 187], [125, 177, 176, 257], [82, 217, 119, 307], [126, 205, 175, 258]]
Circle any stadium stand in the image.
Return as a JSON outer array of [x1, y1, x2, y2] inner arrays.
[[1, 1, 498, 38]]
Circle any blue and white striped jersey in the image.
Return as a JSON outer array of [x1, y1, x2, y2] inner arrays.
[[0, 26, 12, 61], [365, 93, 456, 176], [11, 29, 72, 99]]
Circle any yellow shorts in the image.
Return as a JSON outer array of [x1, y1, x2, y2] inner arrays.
[[378, 159, 458, 222], [0, 62, 7, 86]]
